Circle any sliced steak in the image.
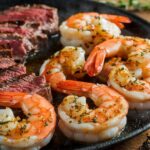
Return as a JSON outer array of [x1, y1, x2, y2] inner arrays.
[[0, 73, 52, 101], [0, 27, 31, 36], [0, 57, 15, 70], [37, 85, 52, 102], [0, 64, 26, 83], [0, 48, 12, 57], [0, 73, 45, 92], [1, 5, 58, 34], [0, 5, 58, 61], [0, 39, 26, 60]]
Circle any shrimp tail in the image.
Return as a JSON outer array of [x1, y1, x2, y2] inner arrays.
[[100, 14, 131, 23], [57, 80, 93, 96], [84, 45, 106, 76], [84, 39, 123, 77], [0, 92, 26, 107], [100, 14, 131, 29]]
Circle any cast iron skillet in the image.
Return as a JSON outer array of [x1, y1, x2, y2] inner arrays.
[[0, 0, 150, 149]]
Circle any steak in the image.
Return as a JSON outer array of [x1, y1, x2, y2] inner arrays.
[[0, 4, 58, 61], [0, 4, 56, 101], [0, 48, 12, 57], [0, 57, 16, 69], [2, 5, 59, 34], [0, 64, 26, 83], [0, 39, 27, 60], [1, 73, 45, 92], [0, 33, 37, 60], [0, 27, 30, 35], [0, 73, 52, 101], [0, 73, 52, 100]]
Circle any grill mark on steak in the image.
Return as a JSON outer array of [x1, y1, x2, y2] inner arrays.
[[0, 48, 12, 57], [0, 27, 31, 36], [1, 5, 58, 34], [0, 57, 16, 70], [0, 39, 26, 60], [0, 64, 26, 83], [0, 73, 46, 93], [0, 33, 36, 52], [0, 5, 58, 61]]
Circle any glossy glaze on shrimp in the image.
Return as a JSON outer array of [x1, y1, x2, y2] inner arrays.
[[40, 46, 86, 91], [0, 92, 56, 150], [84, 36, 150, 109], [60, 12, 131, 54], [57, 80, 128, 142]]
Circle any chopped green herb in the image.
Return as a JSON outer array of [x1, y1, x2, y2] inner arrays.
[[44, 122, 48, 127], [92, 117, 97, 123], [141, 52, 144, 56]]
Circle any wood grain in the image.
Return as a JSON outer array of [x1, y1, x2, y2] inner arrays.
[[111, 130, 149, 150], [134, 11, 150, 22]]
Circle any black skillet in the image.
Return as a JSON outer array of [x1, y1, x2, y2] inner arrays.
[[0, 0, 150, 149]]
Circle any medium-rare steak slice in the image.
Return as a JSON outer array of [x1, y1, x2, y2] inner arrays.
[[0, 33, 35, 51], [0, 64, 26, 83], [0, 57, 15, 69], [1, 5, 58, 34], [0, 26, 31, 35], [0, 48, 12, 57], [0, 30, 46, 58], [0, 39, 26, 60], [0, 4, 58, 61], [0, 73, 52, 101], [1, 73, 45, 92]]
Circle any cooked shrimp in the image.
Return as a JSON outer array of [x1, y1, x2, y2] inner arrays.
[[98, 57, 124, 82], [57, 80, 128, 142], [84, 36, 150, 109], [0, 92, 56, 150], [40, 46, 86, 91], [60, 12, 131, 54], [109, 65, 150, 109]]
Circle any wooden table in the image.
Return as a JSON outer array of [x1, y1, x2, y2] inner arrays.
[[135, 11, 150, 22], [110, 11, 150, 150]]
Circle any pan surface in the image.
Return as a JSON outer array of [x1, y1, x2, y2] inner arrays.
[[0, 0, 150, 149]]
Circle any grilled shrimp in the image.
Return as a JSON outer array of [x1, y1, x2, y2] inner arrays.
[[0, 92, 56, 150], [60, 12, 131, 54], [40, 46, 86, 91], [57, 80, 128, 142], [84, 36, 150, 109]]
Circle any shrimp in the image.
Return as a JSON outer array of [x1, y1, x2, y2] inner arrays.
[[57, 80, 128, 142], [98, 57, 124, 82], [0, 92, 56, 150], [60, 12, 131, 54], [109, 65, 150, 109], [40, 46, 86, 91], [84, 36, 150, 109]]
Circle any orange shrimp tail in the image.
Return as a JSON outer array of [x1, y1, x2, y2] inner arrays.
[[57, 80, 93, 96], [84, 45, 106, 77], [84, 39, 123, 77], [0, 91, 26, 108], [100, 14, 131, 23], [67, 12, 131, 29], [100, 14, 131, 29]]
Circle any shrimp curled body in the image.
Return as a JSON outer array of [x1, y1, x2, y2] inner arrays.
[[84, 36, 150, 109], [58, 80, 128, 142], [40, 46, 128, 142], [40, 46, 86, 91], [0, 92, 56, 150], [60, 12, 131, 54]]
